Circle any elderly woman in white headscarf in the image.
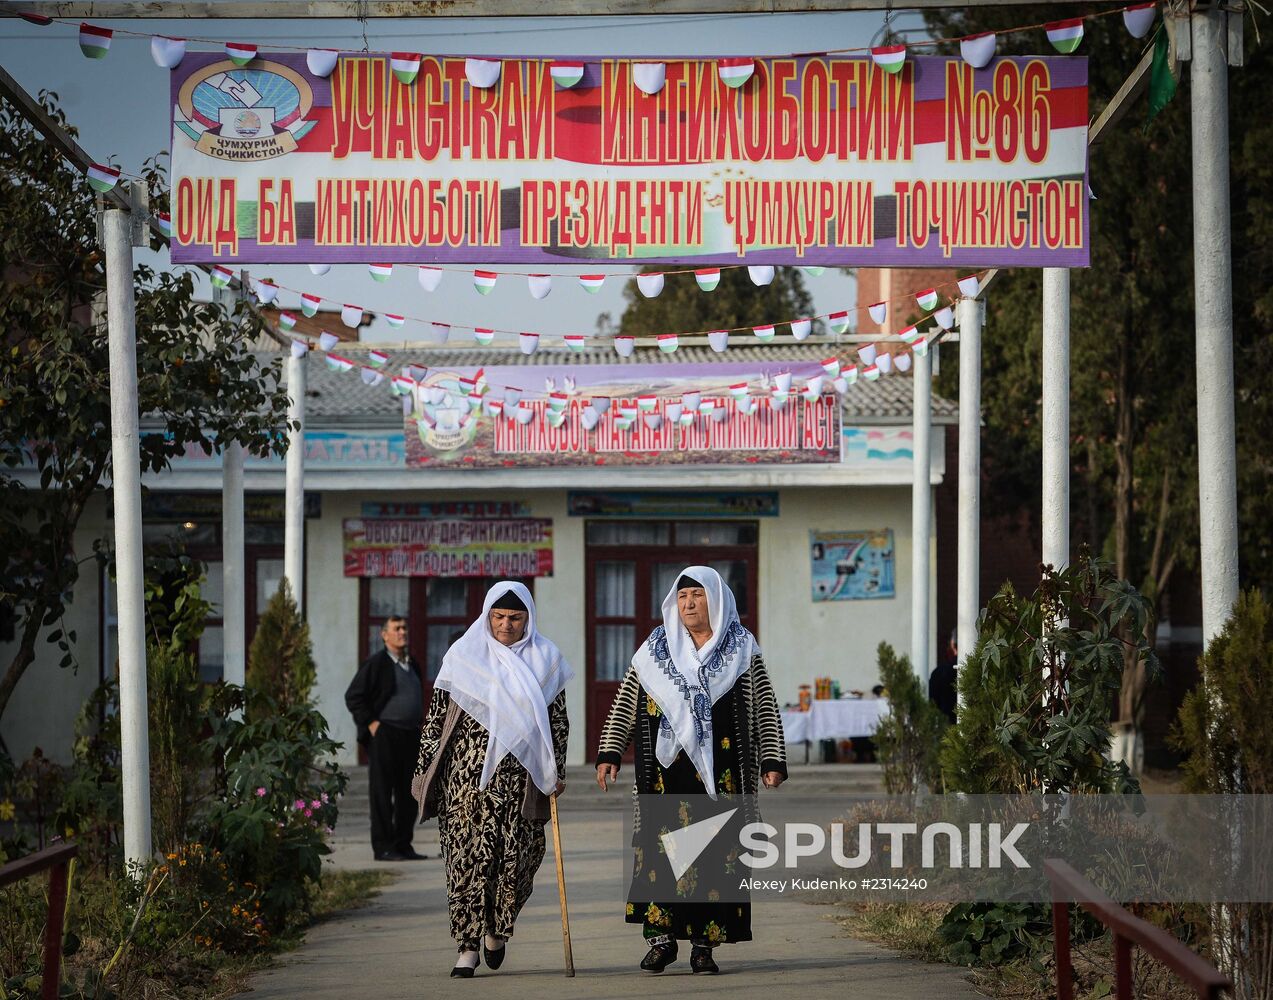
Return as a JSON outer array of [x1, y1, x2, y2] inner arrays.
[[413, 581, 571, 979], [594, 566, 786, 976]]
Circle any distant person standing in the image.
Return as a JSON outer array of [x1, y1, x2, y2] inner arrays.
[[928, 629, 958, 725], [345, 616, 429, 862]]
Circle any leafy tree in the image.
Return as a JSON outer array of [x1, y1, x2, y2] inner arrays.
[[923, 8, 1273, 760], [872, 641, 948, 794], [0, 92, 292, 725], [940, 553, 1152, 795], [246, 579, 316, 709], [617, 264, 821, 337]]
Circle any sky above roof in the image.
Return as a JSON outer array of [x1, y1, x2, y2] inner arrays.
[[0, 9, 933, 346]]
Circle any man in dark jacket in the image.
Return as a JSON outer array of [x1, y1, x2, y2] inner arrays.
[[928, 629, 959, 726], [344, 616, 429, 862]]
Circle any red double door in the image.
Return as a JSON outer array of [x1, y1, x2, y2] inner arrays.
[[583, 522, 758, 762]]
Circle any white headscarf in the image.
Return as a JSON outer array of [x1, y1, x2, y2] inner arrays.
[[631, 565, 757, 800], [433, 581, 573, 795]]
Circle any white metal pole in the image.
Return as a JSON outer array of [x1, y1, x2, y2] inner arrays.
[[1041, 268, 1071, 573], [1191, 7, 1240, 645], [911, 346, 932, 685], [284, 350, 306, 615], [955, 299, 984, 704], [222, 440, 246, 686], [103, 203, 151, 869]]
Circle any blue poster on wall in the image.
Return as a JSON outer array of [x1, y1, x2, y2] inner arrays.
[[810, 529, 895, 601]]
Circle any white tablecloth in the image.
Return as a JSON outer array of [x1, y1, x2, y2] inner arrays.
[[782, 699, 889, 743]]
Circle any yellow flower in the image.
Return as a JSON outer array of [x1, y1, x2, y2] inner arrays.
[[646, 695, 660, 717], [626, 903, 635, 916], [0, 800, 14, 821], [720, 737, 730, 750]]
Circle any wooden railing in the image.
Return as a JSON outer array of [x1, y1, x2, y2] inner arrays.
[[1045, 858, 1232, 1000], [0, 842, 79, 1000]]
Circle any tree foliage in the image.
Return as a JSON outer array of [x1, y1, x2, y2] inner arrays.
[[617, 264, 821, 337], [0, 92, 293, 724], [872, 641, 949, 794]]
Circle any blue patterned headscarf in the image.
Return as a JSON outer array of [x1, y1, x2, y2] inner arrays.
[[631, 566, 757, 800]]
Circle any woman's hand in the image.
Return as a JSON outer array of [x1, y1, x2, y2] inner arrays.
[[762, 770, 785, 789], [596, 763, 620, 791], [552, 780, 566, 798]]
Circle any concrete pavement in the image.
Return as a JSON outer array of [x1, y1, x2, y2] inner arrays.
[[242, 765, 983, 998]]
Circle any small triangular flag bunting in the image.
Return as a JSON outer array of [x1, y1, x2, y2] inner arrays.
[[429, 322, 450, 344], [361, 367, 384, 386], [801, 266, 825, 277], [254, 279, 279, 305], [391, 52, 421, 85], [289, 339, 308, 359], [658, 334, 679, 354], [935, 306, 955, 330], [916, 289, 939, 311], [748, 265, 775, 286], [325, 354, 355, 373], [1123, 2, 1156, 39], [528, 274, 552, 300], [519, 332, 540, 355], [960, 32, 996, 69], [695, 268, 720, 292], [790, 319, 812, 341], [843, 365, 859, 386], [957, 275, 980, 298], [821, 357, 842, 378], [301, 293, 322, 317], [151, 36, 186, 69], [580, 407, 600, 431], [868, 302, 887, 325], [465, 57, 501, 89], [633, 62, 666, 95], [708, 331, 729, 353], [592, 397, 611, 415], [877, 353, 894, 375], [614, 335, 635, 358], [774, 372, 793, 394], [564, 334, 586, 352], [828, 311, 850, 335], [550, 60, 585, 88], [895, 353, 912, 372], [307, 49, 339, 77], [804, 375, 824, 399], [210, 265, 234, 289], [578, 274, 605, 294], [474, 270, 498, 295], [899, 324, 921, 346], [79, 23, 112, 59], [1045, 18, 1085, 54], [862, 364, 881, 382], [870, 44, 906, 74], [154, 212, 173, 238], [308, 263, 331, 276], [368, 263, 393, 283], [419, 266, 443, 292], [86, 163, 120, 194], [473, 328, 495, 346], [19, 12, 52, 25], [637, 272, 664, 298], [391, 375, 414, 395], [341, 304, 363, 328], [318, 331, 340, 351], [278, 312, 298, 333], [914, 337, 930, 358], [225, 42, 257, 67], [858, 343, 878, 366], [718, 57, 754, 88], [384, 314, 405, 330], [368, 349, 390, 367], [753, 324, 775, 343]]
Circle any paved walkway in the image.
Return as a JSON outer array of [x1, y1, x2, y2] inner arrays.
[[243, 766, 982, 998]]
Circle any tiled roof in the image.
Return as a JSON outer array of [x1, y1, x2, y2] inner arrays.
[[289, 342, 958, 426]]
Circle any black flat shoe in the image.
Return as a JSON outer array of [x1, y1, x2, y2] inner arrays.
[[640, 941, 678, 973], [450, 951, 481, 978], [399, 848, 430, 861], [482, 938, 506, 970], [690, 945, 719, 974]]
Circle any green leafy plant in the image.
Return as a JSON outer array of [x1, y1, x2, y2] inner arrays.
[[246, 579, 316, 710], [940, 552, 1153, 795], [937, 901, 1055, 968], [872, 642, 949, 794]]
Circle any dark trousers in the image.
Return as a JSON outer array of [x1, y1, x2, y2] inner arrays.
[[369, 723, 420, 856]]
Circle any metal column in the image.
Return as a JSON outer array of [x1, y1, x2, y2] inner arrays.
[[955, 298, 984, 697], [284, 350, 306, 615], [911, 346, 932, 685]]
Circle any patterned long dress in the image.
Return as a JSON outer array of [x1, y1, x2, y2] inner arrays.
[[417, 687, 569, 952], [596, 636, 787, 947]]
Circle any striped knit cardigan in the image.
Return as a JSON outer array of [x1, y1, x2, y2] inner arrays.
[[595, 652, 788, 788]]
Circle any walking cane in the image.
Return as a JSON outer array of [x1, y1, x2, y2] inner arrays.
[[549, 794, 575, 977]]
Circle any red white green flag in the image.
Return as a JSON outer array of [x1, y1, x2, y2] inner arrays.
[[578, 274, 605, 294], [474, 270, 498, 295], [868, 302, 887, 325], [278, 312, 298, 333], [870, 44, 906, 75], [86, 163, 120, 193], [225, 42, 257, 67], [301, 293, 322, 317], [325, 354, 355, 373], [391, 53, 421, 85], [717, 57, 754, 89], [154, 212, 173, 238], [361, 367, 385, 387], [658, 334, 679, 354], [753, 324, 775, 343], [899, 324, 921, 346], [1045, 18, 1085, 54], [79, 23, 112, 59], [828, 311, 850, 335], [473, 328, 495, 346], [368, 263, 393, 283], [564, 334, 586, 352], [384, 314, 405, 330], [821, 357, 842, 378], [695, 268, 720, 292], [210, 265, 234, 289], [916, 288, 939, 311], [550, 60, 585, 88], [368, 349, 390, 367]]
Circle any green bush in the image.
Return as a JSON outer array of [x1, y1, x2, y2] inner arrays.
[[246, 579, 316, 709], [940, 553, 1152, 795], [936, 901, 1055, 967], [873, 642, 949, 794]]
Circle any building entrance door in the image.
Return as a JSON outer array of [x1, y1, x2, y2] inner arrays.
[[584, 521, 758, 761]]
